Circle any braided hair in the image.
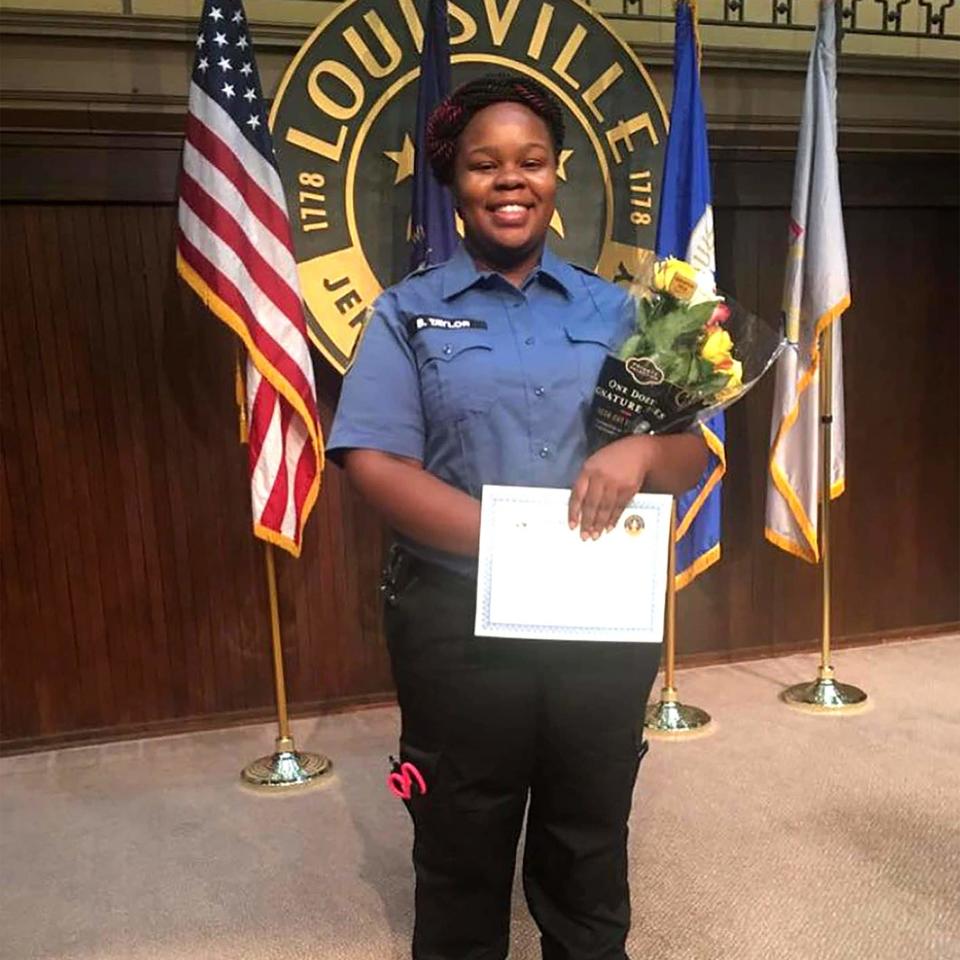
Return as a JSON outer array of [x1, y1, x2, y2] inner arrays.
[[425, 72, 565, 186]]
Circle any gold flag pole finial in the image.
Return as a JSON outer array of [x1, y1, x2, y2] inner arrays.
[[781, 329, 867, 714], [241, 544, 332, 787], [645, 500, 713, 738]]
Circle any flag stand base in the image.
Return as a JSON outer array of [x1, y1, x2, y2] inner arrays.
[[644, 686, 713, 738], [241, 736, 332, 788], [781, 666, 868, 715]]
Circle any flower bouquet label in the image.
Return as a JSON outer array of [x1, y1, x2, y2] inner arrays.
[[589, 258, 785, 446]]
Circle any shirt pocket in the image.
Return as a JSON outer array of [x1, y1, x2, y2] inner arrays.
[[412, 330, 497, 424], [564, 316, 622, 403]]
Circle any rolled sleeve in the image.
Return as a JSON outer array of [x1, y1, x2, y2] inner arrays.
[[326, 292, 425, 465]]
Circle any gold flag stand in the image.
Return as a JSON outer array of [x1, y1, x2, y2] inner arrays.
[[645, 501, 713, 738], [782, 329, 867, 714], [242, 544, 332, 787]]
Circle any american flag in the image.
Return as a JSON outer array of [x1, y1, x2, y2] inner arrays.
[[176, 0, 322, 557]]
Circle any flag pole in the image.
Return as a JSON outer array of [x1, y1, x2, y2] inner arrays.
[[241, 544, 332, 787], [781, 329, 867, 714], [645, 500, 712, 737], [780, 3, 866, 714]]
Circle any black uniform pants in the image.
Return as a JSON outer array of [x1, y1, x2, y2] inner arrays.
[[384, 549, 661, 960]]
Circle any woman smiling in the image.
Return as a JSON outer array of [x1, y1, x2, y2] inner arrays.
[[327, 73, 707, 960]]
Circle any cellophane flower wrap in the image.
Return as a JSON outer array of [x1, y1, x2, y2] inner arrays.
[[588, 257, 785, 449]]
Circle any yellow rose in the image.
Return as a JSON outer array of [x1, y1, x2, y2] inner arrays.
[[727, 358, 743, 388], [701, 328, 734, 366], [716, 360, 744, 403], [652, 257, 699, 301]]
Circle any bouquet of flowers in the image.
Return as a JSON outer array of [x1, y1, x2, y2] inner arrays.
[[588, 257, 785, 448]]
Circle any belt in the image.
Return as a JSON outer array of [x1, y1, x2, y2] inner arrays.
[[380, 544, 475, 606]]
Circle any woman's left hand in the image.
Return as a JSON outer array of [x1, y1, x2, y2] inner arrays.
[[568, 436, 655, 540]]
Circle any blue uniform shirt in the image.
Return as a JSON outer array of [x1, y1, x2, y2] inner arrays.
[[327, 243, 634, 576]]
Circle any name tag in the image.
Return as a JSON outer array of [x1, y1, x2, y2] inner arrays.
[[406, 315, 488, 337]]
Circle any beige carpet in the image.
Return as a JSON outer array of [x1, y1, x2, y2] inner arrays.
[[2, 636, 958, 960]]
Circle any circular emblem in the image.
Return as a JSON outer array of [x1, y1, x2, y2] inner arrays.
[[623, 514, 645, 536], [624, 355, 664, 386], [270, 0, 668, 373]]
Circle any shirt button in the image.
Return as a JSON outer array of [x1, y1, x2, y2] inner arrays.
[[442, 343, 453, 356], [539, 446, 550, 458], [534, 386, 545, 397], [525, 336, 535, 346]]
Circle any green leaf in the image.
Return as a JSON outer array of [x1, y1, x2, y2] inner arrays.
[[616, 334, 645, 360], [691, 357, 716, 385], [635, 297, 655, 327], [697, 373, 733, 397], [668, 352, 693, 384]]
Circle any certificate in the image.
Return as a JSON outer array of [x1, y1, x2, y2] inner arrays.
[[475, 485, 673, 643]]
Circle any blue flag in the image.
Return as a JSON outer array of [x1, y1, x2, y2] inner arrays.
[[656, 1, 726, 589], [410, 0, 457, 270]]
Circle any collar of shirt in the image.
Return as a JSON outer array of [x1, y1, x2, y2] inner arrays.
[[440, 242, 577, 302]]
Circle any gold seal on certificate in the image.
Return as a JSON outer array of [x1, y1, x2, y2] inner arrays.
[[623, 514, 645, 536], [475, 486, 673, 643]]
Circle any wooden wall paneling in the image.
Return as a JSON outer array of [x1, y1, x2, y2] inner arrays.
[[54, 205, 125, 730], [725, 207, 783, 650], [839, 206, 959, 632], [1, 144, 958, 750], [836, 208, 896, 636], [7, 206, 86, 735], [0, 227, 48, 740], [918, 209, 960, 618], [136, 205, 196, 719], [299, 468, 329, 702], [166, 282, 238, 720], [184, 258, 263, 719], [0, 136, 184, 206], [100, 204, 172, 713], [296, 474, 330, 703], [920, 206, 958, 621], [157, 235, 235, 721], [96, 207, 165, 722], [45, 205, 118, 728], [335, 475, 370, 699], [678, 191, 960, 659], [0, 446, 26, 735], [57, 206, 121, 726], [133, 203, 200, 721], [133, 203, 203, 722], [5, 208, 54, 735], [134, 201, 207, 710], [1, 210, 28, 736], [291, 346, 388, 705], [86, 206, 154, 725]]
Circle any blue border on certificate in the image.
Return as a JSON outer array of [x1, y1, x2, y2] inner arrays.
[[475, 487, 672, 643]]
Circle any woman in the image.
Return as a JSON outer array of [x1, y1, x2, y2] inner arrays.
[[328, 74, 707, 960]]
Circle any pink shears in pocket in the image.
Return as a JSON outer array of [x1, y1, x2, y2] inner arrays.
[[387, 756, 428, 800]]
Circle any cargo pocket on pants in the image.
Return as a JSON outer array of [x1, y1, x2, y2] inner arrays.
[[391, 740, 439, 818]]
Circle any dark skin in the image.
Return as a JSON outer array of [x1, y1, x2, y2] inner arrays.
[[345, 101, 707, 551]]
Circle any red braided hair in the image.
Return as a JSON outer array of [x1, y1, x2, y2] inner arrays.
[[425, 72, 565, 185]]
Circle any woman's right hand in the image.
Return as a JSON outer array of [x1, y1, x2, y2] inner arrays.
[[568, 436, 654, 540]]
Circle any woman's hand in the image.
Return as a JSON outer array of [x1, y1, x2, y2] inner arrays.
[[568, 436, 654, 540], [568, 432, 709, 540]]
